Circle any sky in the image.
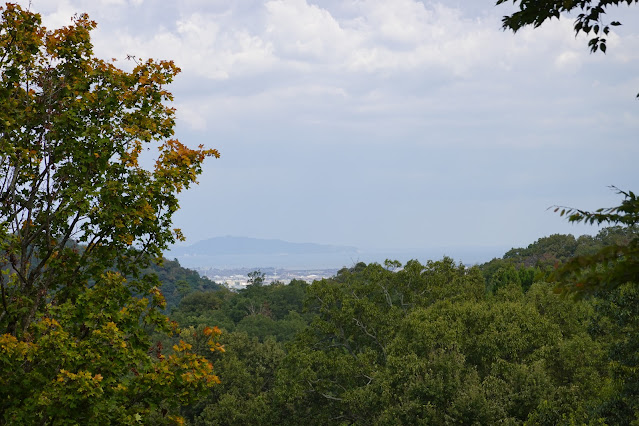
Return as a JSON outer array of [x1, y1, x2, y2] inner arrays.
[[18, 0, 639, 258]]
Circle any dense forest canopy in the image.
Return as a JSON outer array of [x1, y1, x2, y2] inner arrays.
[[160, 225, 639, 424]]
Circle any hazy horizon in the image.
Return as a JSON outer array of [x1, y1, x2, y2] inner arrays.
[[165, 234, 528, 269]]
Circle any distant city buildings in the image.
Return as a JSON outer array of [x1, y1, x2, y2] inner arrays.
[[194, 267, 339, 290]]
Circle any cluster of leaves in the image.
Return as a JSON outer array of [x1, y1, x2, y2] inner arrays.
[[551, 189, 639, 295], [496, 0, 635, 54], [497, 0, 639, 97], [0, 3, 220, 423]]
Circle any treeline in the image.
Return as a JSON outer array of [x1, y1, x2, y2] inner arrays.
[[158, 226, 638, 424], [480, 225, 638, 292]]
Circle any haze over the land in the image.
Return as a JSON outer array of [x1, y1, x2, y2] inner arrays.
[[25, 0, 639, 252], [168, 236, 507, 269]]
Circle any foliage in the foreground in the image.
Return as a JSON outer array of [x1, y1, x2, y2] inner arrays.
[[0, 272, 222, 424], [479, 225, 639, 294], [552, 189, 639, 295], [496, 0, 638, 55], [0, 3, 219, 423]]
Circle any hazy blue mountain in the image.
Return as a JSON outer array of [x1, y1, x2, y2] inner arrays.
[[165, 236, 359, 269], [169, 236, 358, 256], [165, 236, 504, 270]]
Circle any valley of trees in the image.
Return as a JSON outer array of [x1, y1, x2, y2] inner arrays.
[[2, 0, 638, 424]]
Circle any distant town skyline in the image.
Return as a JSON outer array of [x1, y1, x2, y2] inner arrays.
[[24, 0, 639, 252]]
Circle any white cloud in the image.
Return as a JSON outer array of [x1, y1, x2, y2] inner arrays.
[[363, 0, 434, 45], [28, 0, 621, 86], [28, 0, 78, 29], [264, 0, 357, 62], [175, 101, 208, 131], [554, 50, 582, 72], [173, 14, 272, 80]]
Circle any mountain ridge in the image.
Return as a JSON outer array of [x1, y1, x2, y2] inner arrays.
[[168, 236, 359, 257]]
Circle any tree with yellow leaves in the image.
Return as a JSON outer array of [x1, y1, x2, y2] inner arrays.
[[0, 3, 221, 423]]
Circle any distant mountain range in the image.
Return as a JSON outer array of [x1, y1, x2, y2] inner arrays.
[[165, 236, 506, 270], [166, 236, 360, 269], [169, 236, 358, 256]]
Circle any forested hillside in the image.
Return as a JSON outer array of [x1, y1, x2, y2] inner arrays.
[[165, 225, 639, 424], [149, 258, 223, 310]]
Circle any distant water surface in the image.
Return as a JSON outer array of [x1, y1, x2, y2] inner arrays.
[[168, 246, 507, 270]]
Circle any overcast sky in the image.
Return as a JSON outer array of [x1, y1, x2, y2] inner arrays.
[[21, 0, 639, 255]]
